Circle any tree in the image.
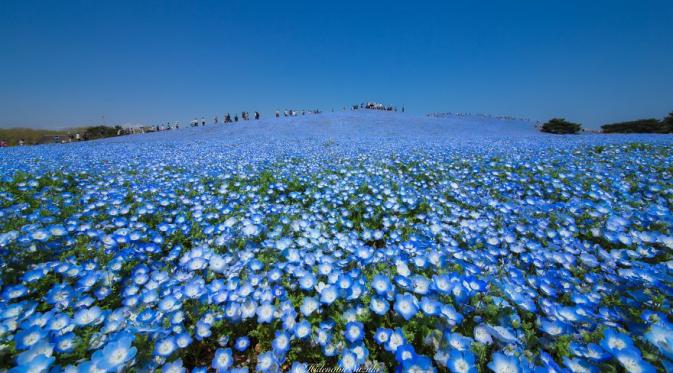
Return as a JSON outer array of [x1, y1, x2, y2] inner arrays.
[[661, 112, 673, 133], [601, 119, 664, 133], [540, 118, 582, 134]]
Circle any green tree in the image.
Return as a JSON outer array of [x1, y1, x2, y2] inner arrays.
[[661, 112, 673, 133], [601, 119, 664, 133], [540, 118, 582, 134]]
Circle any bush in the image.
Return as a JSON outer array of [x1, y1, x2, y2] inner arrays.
[[601, 119, 665, 133], [541, 118, 582, 134], [661, 112, 673, 133], [83, 125, 122, 140]]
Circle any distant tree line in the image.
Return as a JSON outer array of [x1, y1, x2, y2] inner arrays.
[[539, 111, 673, 135], [0, 125, 123, 146], [601, 112, 673, 133], [82, 125, 123, 140]]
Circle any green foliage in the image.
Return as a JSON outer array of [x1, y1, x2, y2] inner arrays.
[[540, 118, 582, 134], [601, 119, 668, 134], [0, 128, 73, 146], [83, 125, 122, 140]]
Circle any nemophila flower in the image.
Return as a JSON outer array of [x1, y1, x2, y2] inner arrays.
[[614, 349, 656, 373], [338, 350, 360, 373], [294, 320, 312, 340], [350, 342, 369, 364], [14, 326, 47, 350], [299, 273, 317, 290], [9, 353, 55, 373], [320, 285, 338, 305], [289, 362, 308, 373], [447, 349, 477, 373], [344, 321, 364, 344], [92, 333, 137, 372], [401, 355, 436, 373], [47, 313, 72, 331], [370, 296, 390, 315], [234, 336, 250, 351], [600, 328, 635, 356], [484, 325, 518, 344], [395, 343, 416, 363], [73, 306, 103, 327], [211, 348, 233, 372], [2, 284, 29, 301], [155, 336, 177, 357], [162, 359, 186, 373], [487, 352, 521, 373], [371, 275, 392, 295], [256, 351, 279, 372], [445, 332, 473, 352], [394, 293, 419, 320], [16, 340, 54, 366], [272, 331, 291, 355], [54, 332, 76, 353], [195, 321, 212, 340], [256, 303, 275, 323], [374, 327, 392, 345], [385, 328, 407, 353]]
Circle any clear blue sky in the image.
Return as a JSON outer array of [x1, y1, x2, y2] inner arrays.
[[1, 0, 672, 129]]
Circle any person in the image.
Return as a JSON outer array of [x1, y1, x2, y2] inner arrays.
[[214, 116, 218, 124], [191, 118, 198, 127], [201, 117, 206, 126], [402, 106, 405, 113], [254, 111, 260, 120], [275, 111, 280, 118], [225, 113, 232, 123], [234, 115, 238, 122]]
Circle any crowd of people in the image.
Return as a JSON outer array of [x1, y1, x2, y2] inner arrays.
[[275, 109, 322, 117], [427, 112, 534, 122], [352, 102, 403, 112]]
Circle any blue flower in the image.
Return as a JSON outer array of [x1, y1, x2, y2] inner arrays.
[[395, 343, 416, 363], [447, 349, 477, 373], [401, 355, 436, 373], [374, 327, 392, 345], [256, 303, 275, 323], [162, 359, 186, 373], [320, 285, 339, 305], [256, 351, 279, 372], [289, 362, 309, 373], [235, 336, 250, 352], [272, 331, 291, 355], [14, 326, 47, 350], [92, 333, 137, 372], [487, 352, 520, 373], [344, 321, 364, 344], [211, 348, 233, 372], [369, 296, 390, 316], [155, 336, 177, 357], [73, 306, 103, 327], [394, 293, 419, 321], [294, 320, 312, 340], [8, 354, 54, 373], [338, 350, 359, 373], [600, 328, 635, 356]]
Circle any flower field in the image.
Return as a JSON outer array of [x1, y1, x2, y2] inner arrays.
[[0, 112, 672, 372]]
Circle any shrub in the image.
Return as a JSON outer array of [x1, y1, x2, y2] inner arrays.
[[661, 112, 673, 133], [601, 119, 665, 134], [540, 118, 582, 134], [83, 125, 122, 140]]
